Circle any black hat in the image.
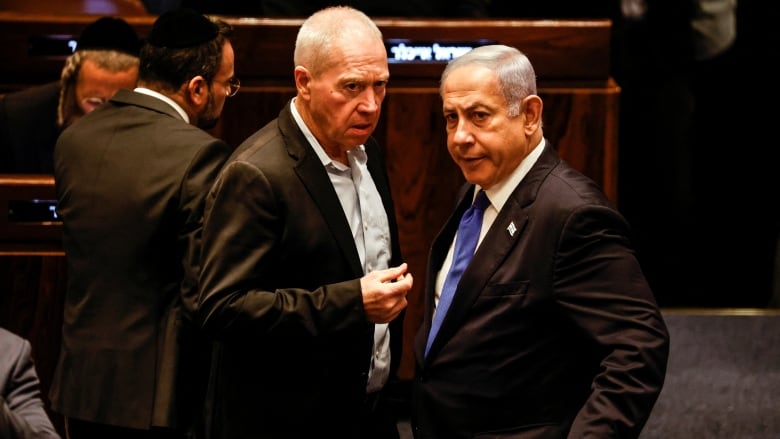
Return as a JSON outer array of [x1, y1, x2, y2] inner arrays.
[[146, 8, 219, 49], [77, 16, 142, 56]]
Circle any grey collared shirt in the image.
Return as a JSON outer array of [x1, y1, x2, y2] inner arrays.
[[290, 100, 392, 393]]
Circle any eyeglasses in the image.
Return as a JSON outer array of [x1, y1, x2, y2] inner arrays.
[[226, 76, 240, 97]]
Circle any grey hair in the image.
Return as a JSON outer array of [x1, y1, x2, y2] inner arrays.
[[58, 49, 139, 127], [440, 45, 537, 118], [294, 6, 383, 77]]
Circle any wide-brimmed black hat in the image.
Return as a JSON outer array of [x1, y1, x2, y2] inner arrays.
[[146, 8, 219, 49], [77, 16, 142, 56]]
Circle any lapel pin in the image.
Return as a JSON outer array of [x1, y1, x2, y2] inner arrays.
[[507, 221, 517, 237]]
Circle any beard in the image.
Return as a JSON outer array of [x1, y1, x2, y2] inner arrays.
[[197, 90, 220, 130]]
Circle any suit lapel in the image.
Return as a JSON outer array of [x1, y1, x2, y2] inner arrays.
[[425, 190, 528, 360], [278, 105, 364, 276], [422, 141, 560, 361]]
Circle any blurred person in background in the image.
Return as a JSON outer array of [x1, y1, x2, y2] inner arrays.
[[49, 9, 235, 439], [0, 16, 141, 173]]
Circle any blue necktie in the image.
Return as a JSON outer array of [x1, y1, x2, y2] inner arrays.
[[425, 189, 489, 357]]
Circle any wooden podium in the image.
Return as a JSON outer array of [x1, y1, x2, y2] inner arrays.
[[0, 12, 618, 386]]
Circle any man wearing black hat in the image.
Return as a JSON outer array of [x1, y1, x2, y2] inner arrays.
[[0, 16, 141, 174], [49, 9, 236, 439]]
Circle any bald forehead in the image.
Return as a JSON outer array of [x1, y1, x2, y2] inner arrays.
[[295, 8, 383, 69]]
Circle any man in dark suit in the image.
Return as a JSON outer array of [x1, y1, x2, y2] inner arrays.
[[412, 45, 670, 439], [49, 9, 235, 439], [0, 327, 60, 439], [197, 6, 413, 439], [0, 16, 141, 174]]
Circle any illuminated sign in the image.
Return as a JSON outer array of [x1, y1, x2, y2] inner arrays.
[[8, 199, 60, 223], [385, 39, 496, 63], [28, 35, 78, 57]]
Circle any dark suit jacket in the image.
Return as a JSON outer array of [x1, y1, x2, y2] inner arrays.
[[0, 327, 61, 439], [0, 81, 61, 173], [412, 141, 670, 439], [49, 88, 231, 431], [197, 101, 404, 438]]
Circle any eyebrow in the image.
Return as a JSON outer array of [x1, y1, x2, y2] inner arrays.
[[444, 102, 485, 113]]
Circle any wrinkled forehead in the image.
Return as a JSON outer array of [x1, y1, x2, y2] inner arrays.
[[321, 36, 388, 79], [442, 64, 498, 95]]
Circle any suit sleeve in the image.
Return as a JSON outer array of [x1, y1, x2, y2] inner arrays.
[[196, 160, 366, 340], [178, 139, 233, 318], [553, 204, 670, 438], [0, 337, 61, 439]]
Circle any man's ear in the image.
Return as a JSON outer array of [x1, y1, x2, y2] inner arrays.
[[187, 75, 209, 108], [294, 66, 311, 100], [522, 95, 543, 135]]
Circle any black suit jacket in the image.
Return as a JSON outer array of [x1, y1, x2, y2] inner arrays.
[[197, 101, 404, 438], [49, 88, 232, 431], [0, 81, 61, 173], [412, 141, 669, 439]]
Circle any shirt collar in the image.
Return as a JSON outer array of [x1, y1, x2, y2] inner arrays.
[[290, 98, 364, 170], [480, 137, 545, 210], [134, 87, 189, 123]]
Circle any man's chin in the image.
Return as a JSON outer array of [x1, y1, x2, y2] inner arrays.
[[348, 133, 372, 146], [198, 117, 219, 130]]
